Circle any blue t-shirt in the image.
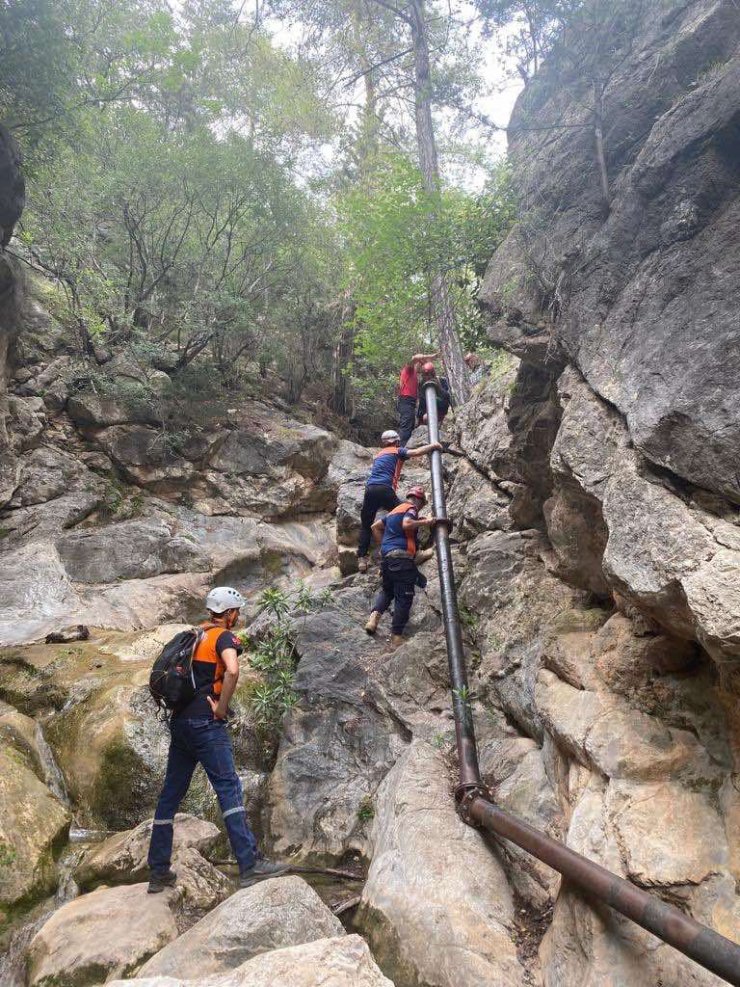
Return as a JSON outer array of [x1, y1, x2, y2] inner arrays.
[[382, 502, 418, 555], [367, 447, 409, 490]]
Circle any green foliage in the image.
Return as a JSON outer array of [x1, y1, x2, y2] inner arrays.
[[357, 795, 375, 824], [244, 598, 299, 736], [256, 587, 291, 621], [340, 152, 515, 406]]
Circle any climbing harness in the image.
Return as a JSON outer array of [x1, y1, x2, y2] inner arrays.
[[421, 368, 740, 986]]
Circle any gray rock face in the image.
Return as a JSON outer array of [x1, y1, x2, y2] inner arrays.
[[0, 124, 24, 246], [56, 519, 209, 584], [267, 591, 410, 862], [546, 368, 740, 663], [358, 742, 525, 987], [481, 0, 740, 503], [139, 876, 344, 979]]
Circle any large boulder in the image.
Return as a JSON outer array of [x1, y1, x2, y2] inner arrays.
[[74, 814, 220, 889], [113, 935, 393, 987], [45, 668, 170, 828], [358, 742, 526, 987], [139, 876, 344, 979], [481, 1, 740, 502], [26, 884, 179, 987], [266, 589, 411, 863], [0, 738, 69, 919], [546, 368, 740, 664]]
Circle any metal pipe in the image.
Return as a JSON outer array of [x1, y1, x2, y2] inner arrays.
[[467, 795, 740, 986], [422, 379, 481, 789], [420, 372, 740, 986]]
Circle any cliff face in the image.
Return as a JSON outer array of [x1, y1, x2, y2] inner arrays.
[[480, 0, 740, 672], [2, 4, 740, 984]]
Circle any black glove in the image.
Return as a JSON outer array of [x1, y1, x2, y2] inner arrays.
[[415, 570, 428, 590]]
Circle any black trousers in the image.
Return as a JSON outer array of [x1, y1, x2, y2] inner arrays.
[[358, 484, 400, 558], [397, 395, 417, 446], [373, 556, 418, 634]]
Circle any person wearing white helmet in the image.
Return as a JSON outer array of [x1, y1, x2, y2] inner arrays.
[[357, 428, 442, 573], [147, 586, 288, 892], [364, 485, 437, 647]]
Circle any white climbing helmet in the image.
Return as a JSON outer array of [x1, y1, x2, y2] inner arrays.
[[381, 429, 401, 446], [205, 586, 246, 614]]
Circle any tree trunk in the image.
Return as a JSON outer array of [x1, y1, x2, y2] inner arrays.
[[407, 0, 470, 404], [331, 288, 355, 416]]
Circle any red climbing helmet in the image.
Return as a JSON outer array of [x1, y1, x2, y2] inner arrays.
[[406, 485, 427, 504], [421, 362, 436, 377]]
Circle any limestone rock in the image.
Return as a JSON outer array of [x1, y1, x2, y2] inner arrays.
[[606, 780, 728, 887], [139, 876, 344, 978], [546, 369, 740, 664], [112, 935, 393, 987], [0, 742, 69, 915], [481, 1, 740, 502], [26, 883, 179, 987], [266, 589, 410, 862], [68, 391, 161, 428], [358, 742, 525, 987], [46, 668, 170, 828], [213, 936, 394, 987], [9, 445, 104, 508], [74, 814, 220, 889], [92, 424, 197, 490], [55, 518, 209, 584]]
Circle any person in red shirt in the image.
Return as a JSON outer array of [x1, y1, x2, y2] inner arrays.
[[397, 351, 437, 445]]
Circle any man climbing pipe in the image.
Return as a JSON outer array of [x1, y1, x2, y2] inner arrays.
[[397, 351, 438, 446], [364, 485, 438, 648], [357, 429, 442, 573]]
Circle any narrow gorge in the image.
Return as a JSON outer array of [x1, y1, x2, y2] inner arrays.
[[1, 1, 739, 985]]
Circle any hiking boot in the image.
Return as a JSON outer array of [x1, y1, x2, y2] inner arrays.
[[147, 869, 177, 894], [415, 548, 434, 564], [357, 556, 370, 573], [365, 611, 382, 635], [239, 858, 290, 889], [391, 634, 405, 649]]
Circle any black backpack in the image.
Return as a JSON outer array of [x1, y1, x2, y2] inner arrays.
[[149, 628, 204, 712]]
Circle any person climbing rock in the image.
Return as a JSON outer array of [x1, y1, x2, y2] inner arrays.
[[416, 363, 452, 430], [364, 485, 437, 647], [357, 429, 441, 573], [146, 586, 288, 893], [397, 351, 438, 445]]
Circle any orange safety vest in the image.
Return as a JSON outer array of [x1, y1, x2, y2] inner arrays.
[[193, 623, 228, 697], [382, 502, 418, 556]]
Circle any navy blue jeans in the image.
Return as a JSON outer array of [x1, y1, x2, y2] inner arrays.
[[373, 556, 417, 634], [397, 395, 416, 446], [148, 717, 258, 875], [358, 484, 399, 558]]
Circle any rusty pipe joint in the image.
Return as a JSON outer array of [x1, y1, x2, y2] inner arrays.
[[455, 784, 489, 827]]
